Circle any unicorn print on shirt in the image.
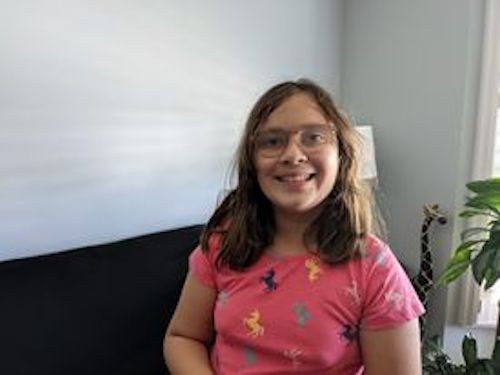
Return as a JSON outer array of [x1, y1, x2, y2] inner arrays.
[[243, 309, 265, 338], [305, 259, 322, 282], [217, 291, 229, 306], [339, 324, 359, 344], [344, 280, 361, 308], [373, 250, 387, 267], [293, 302, 312, 327], [243, 347, 257, 366], [283, 348, 302, 367], [260, 268, 278, 292], [385, 290, 404, 311]]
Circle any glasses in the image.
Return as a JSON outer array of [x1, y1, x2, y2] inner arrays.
[[253, 124, 336, 158]]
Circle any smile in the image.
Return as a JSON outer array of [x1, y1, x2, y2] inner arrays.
[[275, 173, 316, 182]]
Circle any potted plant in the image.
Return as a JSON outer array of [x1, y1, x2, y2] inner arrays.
[[422, 334, 497, 374], [424, 178, 500, 374]]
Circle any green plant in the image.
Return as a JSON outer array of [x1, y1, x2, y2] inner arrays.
[[439, 179, 500, 288], [428, 178, 500, 374], [422, 335, 465, 374], [422, 335, 496, 374]]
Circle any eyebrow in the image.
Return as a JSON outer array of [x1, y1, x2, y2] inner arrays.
[[258, 123, 332, 132]]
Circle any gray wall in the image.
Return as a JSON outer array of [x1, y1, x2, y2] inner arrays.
[[341, 0, 484, 338], [0, 0, 344, 261]]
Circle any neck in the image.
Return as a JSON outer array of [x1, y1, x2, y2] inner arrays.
[[272, 208, 319, 254]]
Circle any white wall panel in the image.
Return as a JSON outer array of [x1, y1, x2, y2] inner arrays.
[[0, 0, 344, 260]]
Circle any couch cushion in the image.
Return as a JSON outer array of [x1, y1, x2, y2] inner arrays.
[[0, 225, 203, 375]]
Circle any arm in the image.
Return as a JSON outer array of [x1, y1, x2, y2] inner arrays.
[[163, 271, 217, 375], [359, 318, 422, 375]]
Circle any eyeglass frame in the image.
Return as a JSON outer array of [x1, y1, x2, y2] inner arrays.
[[251, 123, 338, 158]]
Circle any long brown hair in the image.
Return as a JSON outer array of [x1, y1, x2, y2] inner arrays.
[[201, 79, 382, 270]]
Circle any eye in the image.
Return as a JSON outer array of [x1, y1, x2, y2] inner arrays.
[[302, 130, 327, 146], [256, 132, 286, 149]]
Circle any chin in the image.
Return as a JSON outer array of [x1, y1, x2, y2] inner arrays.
[[274, 201, 323, 216]]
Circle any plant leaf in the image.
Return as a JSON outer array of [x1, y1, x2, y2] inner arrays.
[[462, 335, 477, 366], [439, 240, 486, 285], [465, 196, 500, 215], [439, 250, 475, 285], [455, 240, 487, 253], [492, 337, 500, 372], [460, 209, 498, 219], [459, 210, 488, 218], [484, 230, 500, 251], [484, 270, 500, 290], [471, 246, 496, 286], [486, 220, 499, 229], [484, 241, 500, 290], [466, 359, 496, 375], [460, 227, 490, 242], [466, 178, 500, 194], [474, 232, 500, 289]]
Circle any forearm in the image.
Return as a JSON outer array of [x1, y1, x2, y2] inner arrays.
[[164, 334, 214, 375]]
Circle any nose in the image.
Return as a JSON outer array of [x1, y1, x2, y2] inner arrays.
[[278, 134, 308, 164]]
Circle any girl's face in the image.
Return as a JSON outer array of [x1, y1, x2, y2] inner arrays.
[[253, 93, 340, 218]]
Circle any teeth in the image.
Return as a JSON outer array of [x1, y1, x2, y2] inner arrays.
[[280, 175, 311, 182]]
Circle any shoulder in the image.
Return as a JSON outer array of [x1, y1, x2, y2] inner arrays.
[[189, 232, 225, 288], [348, 235, 412, 297], [192, 232, 223, 264], [364, 234, 390, 255], [359, 234, 401, 269], [356, 236, 425, 329]]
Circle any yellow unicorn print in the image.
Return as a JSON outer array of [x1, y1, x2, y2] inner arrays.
[[243, 309, 264, 338], [305, 259, 322, 282]]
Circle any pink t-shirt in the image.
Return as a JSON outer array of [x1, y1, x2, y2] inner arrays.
[[189, 235, 424, 374]]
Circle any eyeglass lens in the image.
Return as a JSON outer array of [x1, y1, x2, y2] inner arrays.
[[255, 125, 333, 157]]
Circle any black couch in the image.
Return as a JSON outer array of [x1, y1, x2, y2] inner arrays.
[[0, 224, 204, 375]]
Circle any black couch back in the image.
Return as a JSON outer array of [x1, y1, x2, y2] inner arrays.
[[0, 225, 203, 375]]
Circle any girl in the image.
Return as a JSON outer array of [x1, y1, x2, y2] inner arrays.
[[164, 79, 424, 374]]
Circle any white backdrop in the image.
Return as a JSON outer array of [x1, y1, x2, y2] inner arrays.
[[0, 0, 343, 260]]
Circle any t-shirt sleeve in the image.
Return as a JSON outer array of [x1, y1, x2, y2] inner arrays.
[[189, 244, 217, 289], [360, 236, 425, 330]]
